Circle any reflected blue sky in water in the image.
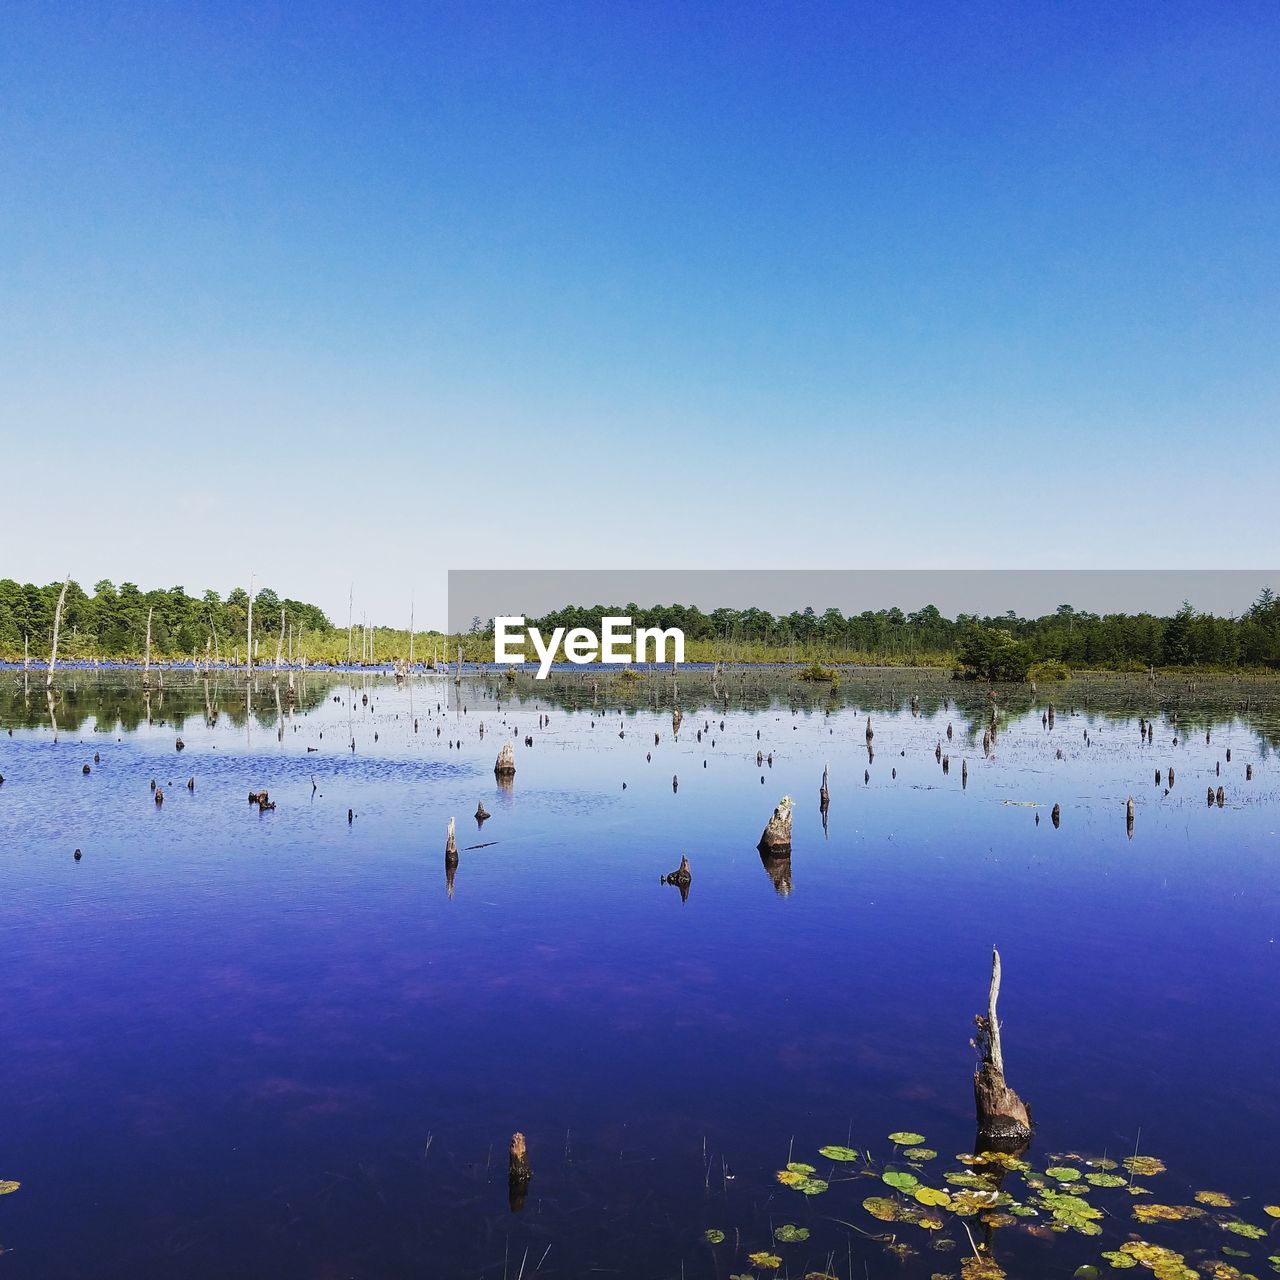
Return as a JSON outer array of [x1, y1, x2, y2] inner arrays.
[[1, 673, 1278, 1277]]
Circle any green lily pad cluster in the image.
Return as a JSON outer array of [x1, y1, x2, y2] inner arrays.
[[774, 1161, 829, 1196], [729, 1130, 1280, 1279]]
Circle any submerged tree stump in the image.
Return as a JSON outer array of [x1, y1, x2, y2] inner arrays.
[[973, 948, 1032, 1143], [758, 795, 793, 855], [819, 764, 829, 811], [494, 742, 516, 778], [508, 1131, 532, 1212], [661, 855, 691, 887], [445, 817, 458, 867]]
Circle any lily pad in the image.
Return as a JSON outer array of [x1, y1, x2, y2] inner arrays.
[[817, 1145, 859, 1162], [1196, 1191, 1235, 1207], [888, 1131, 926, 1146], [774, 1224, 810, 1242], [914, 1185, 951, 1208], [704, 1229, 725, 1244], [883, 1170, 919, 1191], [863, 1195, 900, 1222], [1222, 1220, 1267, 1239]]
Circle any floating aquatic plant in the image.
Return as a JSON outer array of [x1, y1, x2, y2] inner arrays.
[[817, 1144, 859, 1162]]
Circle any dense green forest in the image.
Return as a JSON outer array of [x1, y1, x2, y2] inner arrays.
[[0, 579, 334, 661], [518, 590, 1280, 674], [3, 577, 1280, 673]]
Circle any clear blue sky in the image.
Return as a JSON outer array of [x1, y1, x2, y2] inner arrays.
[[3, 2, 1277, 627]]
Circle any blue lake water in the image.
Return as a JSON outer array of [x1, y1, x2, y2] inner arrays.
[[1, 669, 1278, 1278]]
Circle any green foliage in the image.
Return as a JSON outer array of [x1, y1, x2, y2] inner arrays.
[[956, 626, 1035, 682], [1028, 658, 1072, 681], [798, 660, 840, 685], [512, 589, 1280, 672], [0, 577, 335, 661]]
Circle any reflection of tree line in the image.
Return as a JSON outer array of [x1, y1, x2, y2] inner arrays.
[[475, 670, 1280, 754], [6, 669, 1280, 753], [0, 672, 332, 732]]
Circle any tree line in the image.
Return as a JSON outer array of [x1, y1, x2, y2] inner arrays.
[[4, 577, 1279, 671], [0, 579, 333, 660], [513, 590, 1280, 673]]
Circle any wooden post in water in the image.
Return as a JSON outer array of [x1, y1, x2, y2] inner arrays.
[[47, 574, 70, 690], [973, 948, 1032, 1143]]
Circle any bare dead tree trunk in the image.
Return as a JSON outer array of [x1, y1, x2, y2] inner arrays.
[[275, 608, 284, 675], [408, 597, 415, 666], [246, 573, 254, 675], [47, 574, 70, 690], [143, 606, 154, 687], [973, 948, 1032, 1143], [347, 584, 354, 667]]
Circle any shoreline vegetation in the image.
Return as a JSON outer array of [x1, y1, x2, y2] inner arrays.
[[2, 577, 1278, 679]]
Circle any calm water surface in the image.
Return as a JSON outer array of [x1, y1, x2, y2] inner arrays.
[[1, 669, 1278, 1278]]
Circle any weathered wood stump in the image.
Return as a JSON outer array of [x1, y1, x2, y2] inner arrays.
[[819, 764, 829, 811], [661, 855, 692, 902], [973, 947, 1032, 1143], [757, 795, 793, 855], [475, 802, 490, 824], [661, 855, 691, 887], [445, 817, 458, 867], [508, 1132, 532, 1212], [494, 742, 516, 778]]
